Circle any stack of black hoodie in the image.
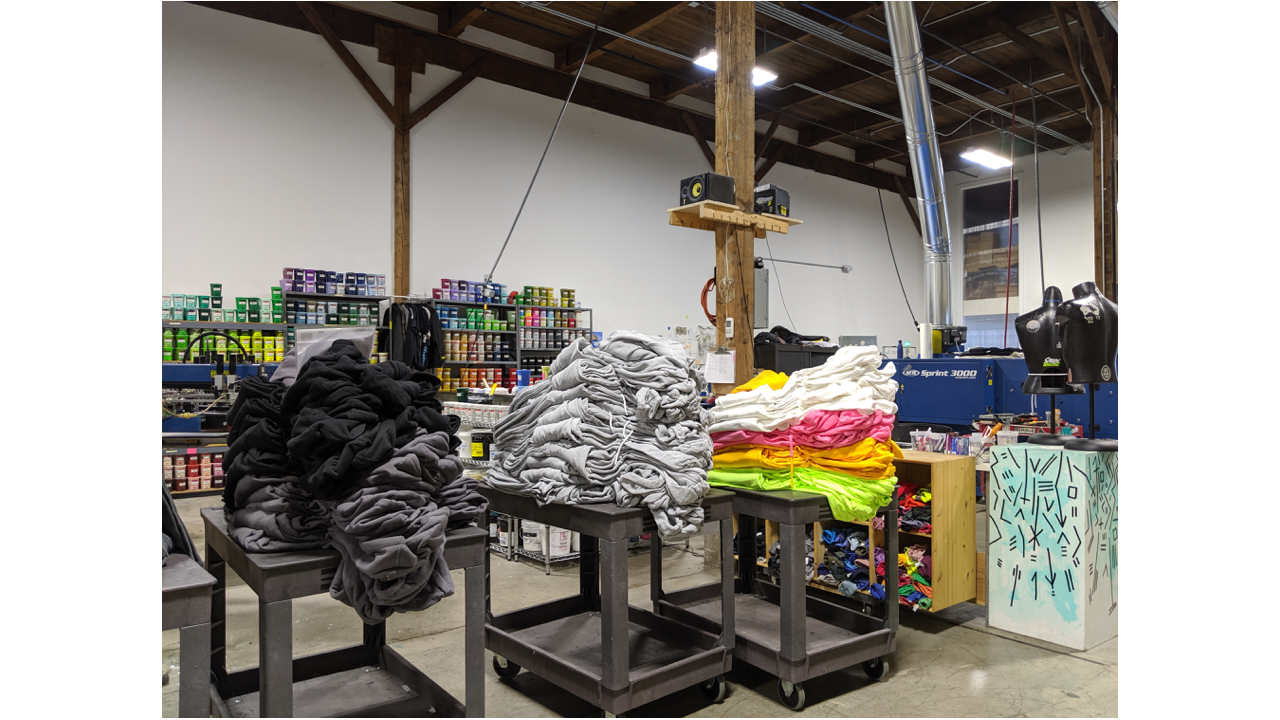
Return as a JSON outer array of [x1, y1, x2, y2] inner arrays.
[[221, 340, 486, 622]]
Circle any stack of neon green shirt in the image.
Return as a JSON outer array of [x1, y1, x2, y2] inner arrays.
[[706, 466, 896, 522]]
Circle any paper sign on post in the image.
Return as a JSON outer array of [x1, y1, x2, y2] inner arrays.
[[705, 351, 736, 384]]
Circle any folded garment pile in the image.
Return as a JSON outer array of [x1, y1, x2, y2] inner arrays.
[[872, 483, 932, 534], [485, 331, 712, 537], [706, 347, 902, 522], [876, 543, 933, 612], [765, 536, 815, 583], [816, 525, 886, 601], [221, 341, 486, 623]]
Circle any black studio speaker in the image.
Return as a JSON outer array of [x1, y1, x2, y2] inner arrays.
[[680, 172, 735, 206], [754, 184, 791, 217]]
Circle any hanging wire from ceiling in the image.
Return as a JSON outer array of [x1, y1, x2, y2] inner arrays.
[[481, 2, 609, 290]]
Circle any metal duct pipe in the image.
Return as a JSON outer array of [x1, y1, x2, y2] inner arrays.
[[884, 1, 952, 328], [1097, 2, 1119, 32]]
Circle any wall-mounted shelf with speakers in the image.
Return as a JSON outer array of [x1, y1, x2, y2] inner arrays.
[[667, 200, 802, 237]]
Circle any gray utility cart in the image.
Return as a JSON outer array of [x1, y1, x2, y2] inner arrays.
[[480, 487, 737, 717], [200, 507, 488, 718], [656, 488, 899, 711], [163, 553, 216, 717]]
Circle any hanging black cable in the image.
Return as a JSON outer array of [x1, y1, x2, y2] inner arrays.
[[482, 2, 608, 292], [762, 234, 797, 331], [877, 188, 918, 329], [1031, 65, 1045, 296]]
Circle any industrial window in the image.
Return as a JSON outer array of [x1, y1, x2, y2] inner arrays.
[[962, 180, 1020, 348]]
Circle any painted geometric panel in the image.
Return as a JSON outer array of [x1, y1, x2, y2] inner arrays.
[[987, 445, 1118, 650]]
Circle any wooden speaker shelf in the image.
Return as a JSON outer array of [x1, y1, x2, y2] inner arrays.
[[667, 201, 803, 238]]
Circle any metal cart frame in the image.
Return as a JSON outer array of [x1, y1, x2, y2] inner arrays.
[[163, 553, 216, 717], [657, 488, 899, 711], [200, 508, 487, 717], [480, 487, 737, 717]]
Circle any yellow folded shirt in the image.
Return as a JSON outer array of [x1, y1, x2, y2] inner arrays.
[[713, 438, 903, 480], [730, 369, 789, 394]]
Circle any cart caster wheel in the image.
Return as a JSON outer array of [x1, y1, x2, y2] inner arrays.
[[492, 655, 521, 679], [699, 675, 728, 703], [862, 657, 889, 681], [777, 680, 806, 711]]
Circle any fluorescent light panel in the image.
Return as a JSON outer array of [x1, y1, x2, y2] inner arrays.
[[692, 48, 777, 87], [960, 148, 1013, 170]]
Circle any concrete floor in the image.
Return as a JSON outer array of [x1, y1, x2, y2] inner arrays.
[[163, 497, 1117, 717]]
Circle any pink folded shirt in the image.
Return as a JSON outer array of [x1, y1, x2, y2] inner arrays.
[[711, 409, 895, 450]]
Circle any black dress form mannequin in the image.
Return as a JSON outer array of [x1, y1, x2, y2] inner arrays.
[[1056, 281, 1119, 384], [1016, 287, 1074, 394]]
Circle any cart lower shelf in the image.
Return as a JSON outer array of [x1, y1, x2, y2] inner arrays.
[[487, 597, 730, 714], [507, 610, 701, 681], [222, 666, 437, 712], [679, 595, 865, 656]]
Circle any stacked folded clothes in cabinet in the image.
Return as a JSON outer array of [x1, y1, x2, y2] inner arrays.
[[706, 346, 902, 522], [871, 483, 933, 534], [876, 543, 933, 612], [221, 340, 487, 623], [764, 535, 815, 583], [816, 525, 887, 601], [485, 331, 712, 537]]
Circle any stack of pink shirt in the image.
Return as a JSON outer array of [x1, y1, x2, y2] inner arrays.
[[711, 409, 895, 451]]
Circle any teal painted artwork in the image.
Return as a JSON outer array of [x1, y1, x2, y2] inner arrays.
[[987, 445, 1117, 650]]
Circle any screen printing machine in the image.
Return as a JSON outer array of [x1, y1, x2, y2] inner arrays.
[[161, 331, 279, 434]]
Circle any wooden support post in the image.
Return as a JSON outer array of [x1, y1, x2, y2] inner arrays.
[[713, 1, 756, 393], [1091, 103, 1117, 301], [393, 31, 412, 298]]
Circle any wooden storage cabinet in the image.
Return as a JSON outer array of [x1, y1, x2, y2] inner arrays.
[[733, 450, 976, 612]]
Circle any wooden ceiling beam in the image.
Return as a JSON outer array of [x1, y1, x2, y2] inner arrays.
[[405, 53, 491, 129], [295, 1, 399, 125], [1075, 1, 1115, 107], [439, 2, 485, 38], [984, 13, 1075, 77], [556, 2, 684, 73], [800, 57, 1080, 148], [653, 2, 878, 104], [762, 2, 1054, 122], [756, 2, 878, 61], [756, 115, 781, 161], [755, 141, 788, 183], [682, 111, 716, 168], [1052, 3, 1093, 117], [192, 0, 911, 195]]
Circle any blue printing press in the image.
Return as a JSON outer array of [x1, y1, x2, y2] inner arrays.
[[161, 363, 279, 433], [885, 357, 1118, 440]]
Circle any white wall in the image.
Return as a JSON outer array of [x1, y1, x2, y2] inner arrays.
[[944, 146, 1095, 321], [163, 2, 1089, 350]]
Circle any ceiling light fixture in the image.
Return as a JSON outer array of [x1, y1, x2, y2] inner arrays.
[[693, 48, 718, 70], [960, 147, 1013, 170], [752, 67, 778, 86], [692, 48, 778, 87]]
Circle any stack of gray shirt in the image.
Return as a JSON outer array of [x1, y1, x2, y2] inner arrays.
[[486, 331, 712, 537]]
